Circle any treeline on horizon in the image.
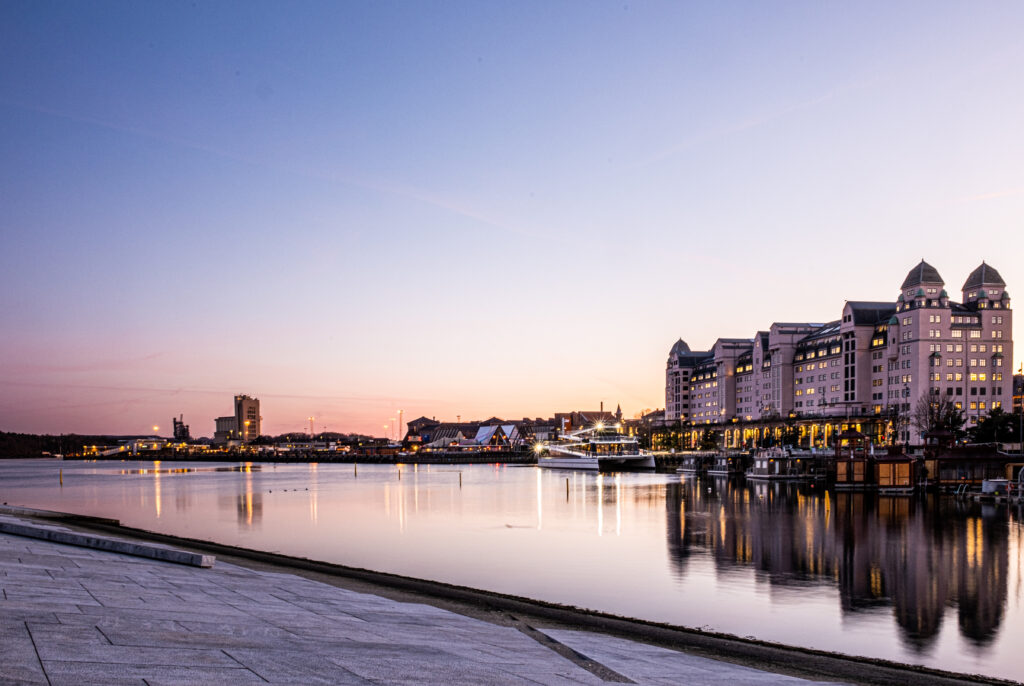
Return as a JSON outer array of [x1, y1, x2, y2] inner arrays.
[[0, 430, 381, 458], [0, 431, 151, 458]]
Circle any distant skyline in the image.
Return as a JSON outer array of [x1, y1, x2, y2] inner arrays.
[[2, 2, 1023, 437]]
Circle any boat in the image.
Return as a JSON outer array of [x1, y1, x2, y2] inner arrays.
[[675, 453, 706, 474], [706, 452, 748, 476], [538, 423, 655, 471], [746, 446, 821, 480]]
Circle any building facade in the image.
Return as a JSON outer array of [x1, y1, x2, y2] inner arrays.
[[1014, 373, 1024, 414], [665, 261, 1014, 447], [213, 394, 261, 444]]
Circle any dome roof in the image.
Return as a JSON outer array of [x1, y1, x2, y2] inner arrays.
[[962, 262, 1005, 290], [670, 338, 691, 356], [901, 260, 944, 289]]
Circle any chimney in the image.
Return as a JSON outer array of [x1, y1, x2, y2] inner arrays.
[[600, 401, 603, 413]]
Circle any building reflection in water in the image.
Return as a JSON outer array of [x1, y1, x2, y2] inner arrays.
[[666, 477, 1010, 651], [235, 464, 262, 527], [309, 463, 318, 524]]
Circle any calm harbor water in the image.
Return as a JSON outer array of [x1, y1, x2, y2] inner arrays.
[[2, 458, 1023, 681]]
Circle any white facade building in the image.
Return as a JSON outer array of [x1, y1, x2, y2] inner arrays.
[[665, 261, 1013, 443]]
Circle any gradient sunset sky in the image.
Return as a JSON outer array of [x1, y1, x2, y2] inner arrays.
[[2, 1, 1024, 438]]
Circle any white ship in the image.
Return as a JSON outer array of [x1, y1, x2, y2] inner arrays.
[[537, 423, 655, 471]]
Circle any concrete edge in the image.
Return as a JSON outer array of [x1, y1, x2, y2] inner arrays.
[[61, 519, 1017, 686], [0, 521, 215, 568], [0, 504, 121, 526]]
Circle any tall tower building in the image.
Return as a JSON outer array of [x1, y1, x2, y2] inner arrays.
[[235, 395, 261, 442]]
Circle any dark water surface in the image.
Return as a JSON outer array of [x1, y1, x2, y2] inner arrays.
[[2, 459, 1022, 681]]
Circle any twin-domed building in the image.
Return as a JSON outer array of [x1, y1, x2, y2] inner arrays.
[[665, 261, 1013, 448]]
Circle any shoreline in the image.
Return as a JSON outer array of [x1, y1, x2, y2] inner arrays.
[[10, 505, 1014, 686]]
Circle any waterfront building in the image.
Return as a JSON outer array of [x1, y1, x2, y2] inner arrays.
[[404, 417, 534, 450], [213, 394, 261, 444], [553, 406, 622, 433], [665, 261, 1013, 447], [1014, 373, 1023, 414]]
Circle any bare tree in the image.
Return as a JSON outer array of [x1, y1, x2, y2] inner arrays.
[[911, 394, 964, 438]]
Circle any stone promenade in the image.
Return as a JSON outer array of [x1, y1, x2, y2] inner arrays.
[[0, 512, 847, 685]]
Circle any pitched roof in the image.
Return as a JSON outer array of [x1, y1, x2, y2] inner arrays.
[[846, 301, 897, 326], [901, 260, 944, 289], [669, 338, 691, 355], [963, 262, 1005, 290]]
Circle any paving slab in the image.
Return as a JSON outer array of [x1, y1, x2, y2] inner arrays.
[[223, 648, 377, 684], [0, 621, 49, 685], [40, 660, 266, 686], [541, 629, 844, 685], [0, 522, 849, 686]]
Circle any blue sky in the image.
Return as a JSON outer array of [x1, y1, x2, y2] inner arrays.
[[2, 1, 1023, 436]]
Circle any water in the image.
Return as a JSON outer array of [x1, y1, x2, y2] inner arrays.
[[1, 458, 1022, 681]]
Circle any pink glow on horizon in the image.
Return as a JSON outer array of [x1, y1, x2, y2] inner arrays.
[[2, 4, 1024, 437]]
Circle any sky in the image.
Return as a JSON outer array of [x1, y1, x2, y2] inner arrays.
[[2, 1, 1024, 438]]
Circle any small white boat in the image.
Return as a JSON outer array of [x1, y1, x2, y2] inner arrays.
[[537, 423, 655, 471]]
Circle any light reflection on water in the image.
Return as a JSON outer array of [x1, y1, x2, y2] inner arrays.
[[1, 459, 1022, 681]]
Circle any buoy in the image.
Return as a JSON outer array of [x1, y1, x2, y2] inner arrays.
[[59, 469, 63, 486], [459, 472, 462, 488], [566, 478, 570, 499]]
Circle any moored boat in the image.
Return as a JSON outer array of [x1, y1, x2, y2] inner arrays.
[[707, 451, 748, 476], [746, 446, 820, 480], [538, 423, 655, 471]]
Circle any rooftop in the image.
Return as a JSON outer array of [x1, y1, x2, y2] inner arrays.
[[900, 260, 944, 289]]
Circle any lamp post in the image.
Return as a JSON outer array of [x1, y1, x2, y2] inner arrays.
[[1018, 364, 1023, 456]]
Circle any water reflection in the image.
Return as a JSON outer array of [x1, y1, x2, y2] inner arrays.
[[3, 460, 1021, 680], [119, 465, 262, 475], [309, 463, 318, 524], [666, 477, 1012, 650], [227, 467, 262, 527]]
